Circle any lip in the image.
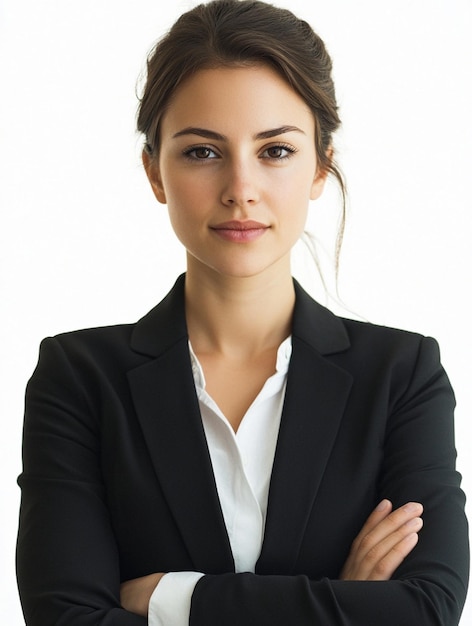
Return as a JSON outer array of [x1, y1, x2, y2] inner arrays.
[[210, 220, 270, 243], [211, 220, 269, 230]]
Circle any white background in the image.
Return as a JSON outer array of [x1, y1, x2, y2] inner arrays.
[[1, 1, 471, 623]]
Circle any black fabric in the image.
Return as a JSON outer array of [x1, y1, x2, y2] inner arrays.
[[17, 274, 469, 624]]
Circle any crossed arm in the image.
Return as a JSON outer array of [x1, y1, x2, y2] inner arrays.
[[17, 333, 468, 625], [120, 499, 424, 616]]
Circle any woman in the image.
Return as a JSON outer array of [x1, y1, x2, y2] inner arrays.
[[16, 1, 468, 624]]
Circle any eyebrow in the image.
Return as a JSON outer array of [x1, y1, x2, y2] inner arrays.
[[171, 125, 305, 141]]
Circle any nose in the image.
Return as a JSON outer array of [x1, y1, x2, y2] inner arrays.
[[220, 159, 260, 208]]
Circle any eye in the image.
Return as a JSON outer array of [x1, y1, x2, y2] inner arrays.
[[183, 145, 219, 161], [260, 144, 297, 160]]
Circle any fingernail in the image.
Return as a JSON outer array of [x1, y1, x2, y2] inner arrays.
[[404, 502, 423, 514], [406, 517, 423, 529], [375, 499, 390, 512]]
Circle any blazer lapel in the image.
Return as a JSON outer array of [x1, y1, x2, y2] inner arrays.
[[127, 276, 234, 573], [257, 282, 353, 574]]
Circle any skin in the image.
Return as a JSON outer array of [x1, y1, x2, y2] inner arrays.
[[121, 65, 423, 616], [146, 66, 324, 282]]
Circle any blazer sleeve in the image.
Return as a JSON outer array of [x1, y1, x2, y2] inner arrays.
[[189, 336, 469, 625], [16, 337, 146, 626]]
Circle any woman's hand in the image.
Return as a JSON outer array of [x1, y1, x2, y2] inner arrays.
[[120, 572, 165, 616], [340, 499, 423, 581]]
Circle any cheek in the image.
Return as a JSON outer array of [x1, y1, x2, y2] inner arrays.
[[280, 195, 311, 244], [273, 161, 316, 195], [166, 209, 194, 250], [272, 170, 313, 216], [165, 190, 207, 246], [165, 169, 212, 210]]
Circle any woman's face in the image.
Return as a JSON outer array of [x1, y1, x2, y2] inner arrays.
[[144, 64, 327, 281]]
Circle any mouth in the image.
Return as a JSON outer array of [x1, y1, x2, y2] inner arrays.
[[211, 220, 269, 231], [210, 220, 270, 243]]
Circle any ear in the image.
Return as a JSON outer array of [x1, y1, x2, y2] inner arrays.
[[310, 146, 333, 201], [310, 166, 328, 201], [142, 149, 167, 204]]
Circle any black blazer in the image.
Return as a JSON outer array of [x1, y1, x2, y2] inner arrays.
[[17, 275, 468, 625]]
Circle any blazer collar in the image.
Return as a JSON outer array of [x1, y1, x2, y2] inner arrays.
[[130, 273, 351, 359], [291, 279, 350, 355], [130, 274, 188, 358]]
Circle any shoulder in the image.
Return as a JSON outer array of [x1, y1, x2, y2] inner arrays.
[[43, 322, 135, 353], [28, 324, 145, 395], [340, 315, 435, 353], [338, 315, 441, 369], [34, 274, 188, 370], [293, 279, 439, 361], [333, 317, 451, 411], [293, 283, 446, 400]]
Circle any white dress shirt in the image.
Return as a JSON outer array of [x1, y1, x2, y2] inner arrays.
[[148, 337, 292, 626]]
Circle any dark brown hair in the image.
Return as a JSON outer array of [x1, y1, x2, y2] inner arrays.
[[137, 0, 346, 268]]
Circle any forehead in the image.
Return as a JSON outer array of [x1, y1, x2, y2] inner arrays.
[[160, 65, 314, 137]]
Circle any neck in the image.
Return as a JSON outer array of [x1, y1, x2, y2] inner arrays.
[[185, 261, 295, 358]]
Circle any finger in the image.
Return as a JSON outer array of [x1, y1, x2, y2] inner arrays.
[[365, 530, 420, 581], [341, 521, 422, 581], [341, 502, 424, 581], [352, 502, 423, 561], [340, 501, 393, 580], [358, 515, 423, 580], [351, 499, 393, 544]]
